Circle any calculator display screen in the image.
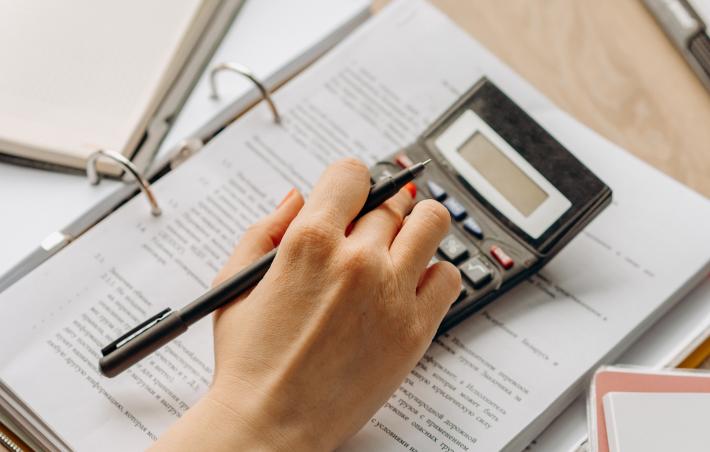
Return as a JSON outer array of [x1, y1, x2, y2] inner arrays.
[[435, 109, 572, 239], [458, 132, 548, 217]]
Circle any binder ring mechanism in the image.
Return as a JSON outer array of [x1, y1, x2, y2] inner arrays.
[[86, 149, 162, 217], [209, 62, 281, 124]]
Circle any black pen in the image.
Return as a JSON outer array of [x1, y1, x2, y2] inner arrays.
[[99, 160, 431, 377]]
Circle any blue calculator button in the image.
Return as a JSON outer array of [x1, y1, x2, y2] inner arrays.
[[443, 197, 467, 221], [462, 217, 483, 239], [426, 180, 447, 201]]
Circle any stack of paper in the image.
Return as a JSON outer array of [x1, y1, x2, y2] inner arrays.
[[589, 367, 710, 452], [0, 1, 708, 450]]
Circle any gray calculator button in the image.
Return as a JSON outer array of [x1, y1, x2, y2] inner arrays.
[[438, 234, 468, 263], [456, 284, 467, 302], [460, 257, 492, 288]]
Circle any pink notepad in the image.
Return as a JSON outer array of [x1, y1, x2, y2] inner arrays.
[[588, 367, 710, 452]]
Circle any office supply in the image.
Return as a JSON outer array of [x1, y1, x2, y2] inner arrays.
[[151, 0, 372, 168], [644, 0, 710, 93], [99, 161, 430, 378], [680, 331, 710, 369], [603, 392, 710, 452], [0, 0, 708, 450], [374, 78, 611, 333], [0, 0, 373, 284], [0, 0, 244, 174], [588, 367, 710, 452], [528, 276, 710, 452]]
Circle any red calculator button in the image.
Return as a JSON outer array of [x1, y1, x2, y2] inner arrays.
[[394, 153, 414, 168], [490, 245, 514, 270]]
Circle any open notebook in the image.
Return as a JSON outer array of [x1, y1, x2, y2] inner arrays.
[[0, 0, 240, 174], [0, 1, 708, 450]]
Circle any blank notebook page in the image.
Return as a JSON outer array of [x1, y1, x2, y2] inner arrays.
[[0, 0, 206, 164]]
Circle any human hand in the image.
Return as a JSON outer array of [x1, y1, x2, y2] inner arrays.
[[153, 158, 461, 451]]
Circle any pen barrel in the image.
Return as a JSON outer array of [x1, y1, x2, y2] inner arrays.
[[357, 165, 422, 218], [179, 248, 277, 324], [99, 312, 187, 378]]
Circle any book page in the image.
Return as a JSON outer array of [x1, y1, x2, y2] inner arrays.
[[0, 1, 709, 450]]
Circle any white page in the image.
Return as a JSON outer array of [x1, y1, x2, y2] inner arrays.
[[1, 1, 709, 450], [155, 0, 371, 164], [604, 392, 710, 452], [0, 0, 208, 165]]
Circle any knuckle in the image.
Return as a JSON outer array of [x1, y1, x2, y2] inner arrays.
[[416, 199, 451, 231], [342, 243, 378, 273], [334, 157, 369, 180], [440, 262, 462, 292], [336, 156, 368, 172], [243, 220, 273, 241], [376, 203, 404, 225], [287, 222, 336, 253]]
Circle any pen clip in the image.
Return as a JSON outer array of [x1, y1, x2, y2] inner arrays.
[[101, 308, 173, 356]]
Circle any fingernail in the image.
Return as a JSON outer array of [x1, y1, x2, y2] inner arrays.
[[276, 188, 297, 209], [404, 182, 417, 198]]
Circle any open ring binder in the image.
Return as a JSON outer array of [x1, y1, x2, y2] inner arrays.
[[86, 150, 162, 217], [1, 61, 282, 291], [209, 62, 282, 124]]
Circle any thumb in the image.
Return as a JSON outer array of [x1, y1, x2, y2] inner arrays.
[[213, 188, 304, 286]]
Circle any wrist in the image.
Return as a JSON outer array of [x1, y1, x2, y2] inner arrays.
[[204, 382, 325, 451]]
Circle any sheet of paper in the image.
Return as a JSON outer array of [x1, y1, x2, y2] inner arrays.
[[154, 0, 371, 164], [0, 0, 212, 165], [0, 1, 709, 450], [604, 392, 710, 452]]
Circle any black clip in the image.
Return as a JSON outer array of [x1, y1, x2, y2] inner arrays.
[[101, 308, 172, 356]]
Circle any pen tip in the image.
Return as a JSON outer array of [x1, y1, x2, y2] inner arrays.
[[422, 158, 432, 166]]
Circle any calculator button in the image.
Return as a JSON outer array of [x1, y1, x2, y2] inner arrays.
[[442, 196, 467, 221], [395, 154, 414, 168], [462, 217, 483, 239], [455, 284, 467, 303], [426, 180, 447, 201], [490, 245, 514, 270], [438, 235, 469, 263], [460, 257, 493, 288]]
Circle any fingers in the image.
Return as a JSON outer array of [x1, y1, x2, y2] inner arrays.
[[415, 261, 461, 323], [389, 200, 450, 285], [213, 189, 304, 286], [347, 187, 414, 248], [298, 158, 371, 232]]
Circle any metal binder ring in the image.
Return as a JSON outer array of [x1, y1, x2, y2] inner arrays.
[[209, 62, 281, 124], [86, 149, 162, 217]]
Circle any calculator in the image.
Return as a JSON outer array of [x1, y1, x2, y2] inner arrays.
[[371, 78, 612, 333]]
